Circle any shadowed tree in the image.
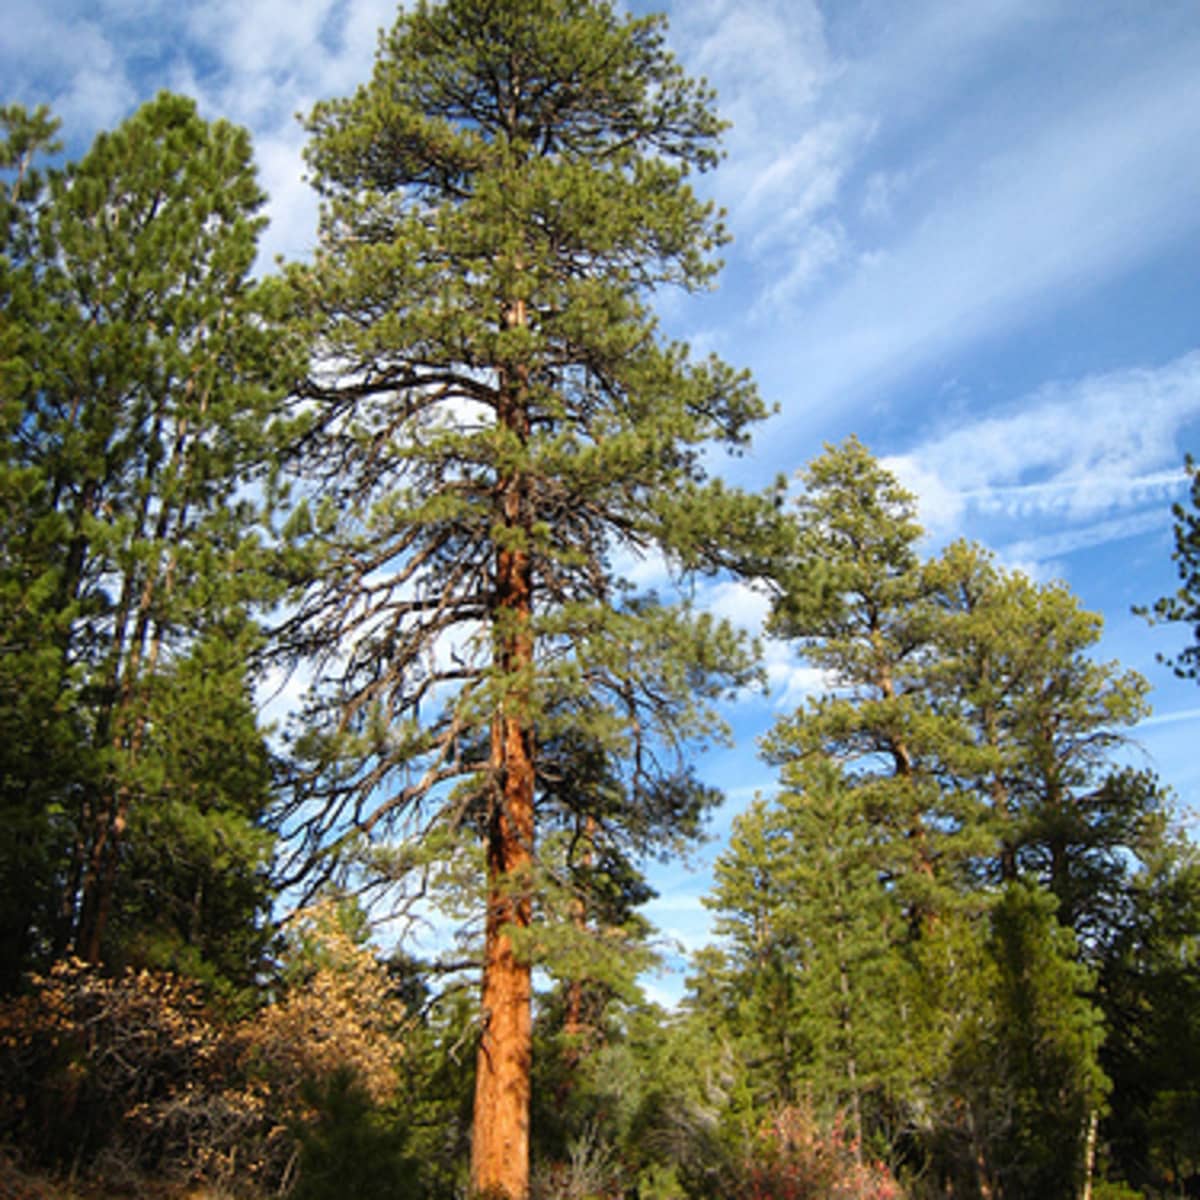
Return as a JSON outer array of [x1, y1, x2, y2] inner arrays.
[[0, 102, 71, 991], [0, 94, 290, 985]]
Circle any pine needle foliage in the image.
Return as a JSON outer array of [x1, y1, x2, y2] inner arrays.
[[1137, 452, 1200, 680], [0, 94, 292, 986], [279, 3, 779, 1194]]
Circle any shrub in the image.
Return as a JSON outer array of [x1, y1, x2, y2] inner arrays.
[[732, 1105, 903, 1200], [0, 956, 280, 1189], [0, 903, 411, 1196]]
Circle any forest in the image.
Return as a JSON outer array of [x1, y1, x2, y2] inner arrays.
[[1, 2, 1198, 1198]]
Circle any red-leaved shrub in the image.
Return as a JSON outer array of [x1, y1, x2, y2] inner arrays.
[[735, 1105, 903, 1200]]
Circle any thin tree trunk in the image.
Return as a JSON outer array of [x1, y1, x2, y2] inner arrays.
[[75, 381, 205, 962], [559, 815, 596, 1103], [81, 588, 172, 963], [1080, 1109, 1097, 1200], [981, 694, 1018, 883], [834, 915, 864, 1165], [564, 816, 596, 1040]]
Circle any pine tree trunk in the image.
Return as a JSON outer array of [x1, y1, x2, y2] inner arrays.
[[471, 704, 534, 1199], [1080, 1109, 1098, 1200], [472, 325, 535, 1200], [75, 400, 193, 963]]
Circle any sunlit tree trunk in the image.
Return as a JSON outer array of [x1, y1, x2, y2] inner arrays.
[[472, 310, 535, 1199]]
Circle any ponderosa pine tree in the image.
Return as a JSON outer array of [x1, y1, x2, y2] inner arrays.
[[1, 95, 290, 982], [765, 437, 975, 923], [927, 540, 1153, 950], [281, 4, 775, 1196], [729, 441, 1168, 1191]]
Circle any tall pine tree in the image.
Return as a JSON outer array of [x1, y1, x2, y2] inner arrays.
[[1, 94, 290, 984], [281, 3, 776, 1195], [927, 540, 1152, 949], [0, 103, 72, 990], [720, 439, 1164, 1193]]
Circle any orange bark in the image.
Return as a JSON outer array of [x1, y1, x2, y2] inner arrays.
[[471, 698, 534, 1199], [471, 308, 535, 1199]]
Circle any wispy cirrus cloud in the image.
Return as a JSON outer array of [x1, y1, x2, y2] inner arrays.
[[884, 352, 1200, 561], [783, 44, 1200, 407], [678, 0, 1200, 437]]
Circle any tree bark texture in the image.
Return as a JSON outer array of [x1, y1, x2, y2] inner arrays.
[[471, 328, 535, 1199]]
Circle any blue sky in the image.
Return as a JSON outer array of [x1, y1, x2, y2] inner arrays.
[[6, 0, 1200, 1002]]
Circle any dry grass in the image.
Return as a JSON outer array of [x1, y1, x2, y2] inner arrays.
[[0, 1158, 250, 1200]]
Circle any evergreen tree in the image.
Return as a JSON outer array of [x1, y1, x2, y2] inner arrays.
[[1138, 452, 1200, 680], [106, 620, 276, 999], [1098, 829, 1200, 1193], [532, 724, 721, 1104], [0, 103, 74, 992], [280, 3, 775, 1195], [701, 797, 806, 1113], [0, 94, 290, 984], [927, 541, 1153, 949], [765, 437, 975, 923], [723, 440, 1174, 1194], [947, 883, 1107, 1198], [704, 760, 913, 1152]]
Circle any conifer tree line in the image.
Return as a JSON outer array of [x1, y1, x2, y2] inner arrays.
[[1, 3, 1198, 1199]]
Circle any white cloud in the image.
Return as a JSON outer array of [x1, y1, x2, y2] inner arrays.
[[834, 0, 1054, 134], [693, 580, 836, 710], [184, 0, 334, 83], [860, 168, 903, 222], [666, 0, 856, 257], [886, 352, 1200, 541], [643, 890, 714, 959], [751, 218, 849, 313], [254, 128, 322, 266], [1, 0, 398, 272], [174, 0, 396, 265], [762, 639, 832, 710], [744, 118, 869, 232], [610, 545, 673, 592], [699, 578, 771, 632], [1002, 511, 1173, 567], [1137, 706, 1200, 730], [674, 0, 833, 119], [699, 2, 1200, 424], [1, 10, 139, 132]]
